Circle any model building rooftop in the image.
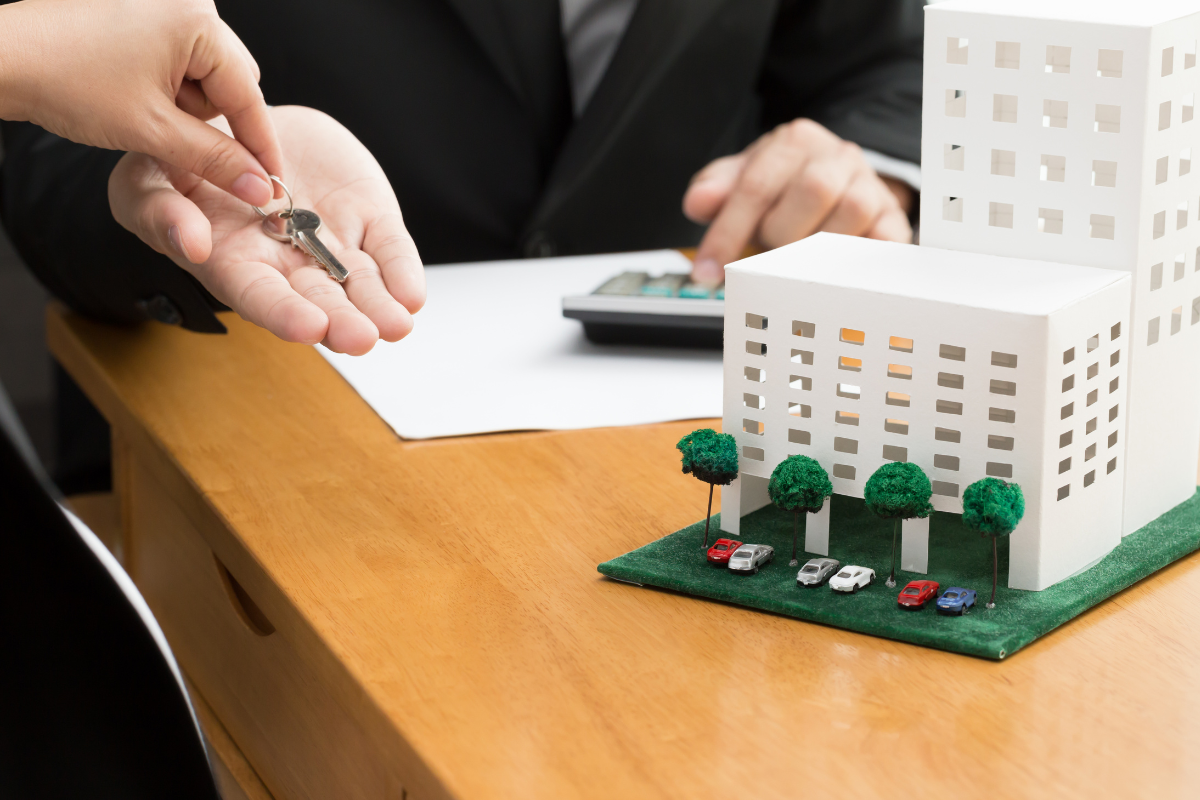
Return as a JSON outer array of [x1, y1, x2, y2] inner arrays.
[[929, 0, 1200, 27], [727, 233, 1129, 317]]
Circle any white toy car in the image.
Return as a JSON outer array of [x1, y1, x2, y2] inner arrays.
[[828, 565, 876, 593], [727, 544, 775, 575]]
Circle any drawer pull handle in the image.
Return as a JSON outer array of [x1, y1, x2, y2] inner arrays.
[[214, 556, 276, 636]]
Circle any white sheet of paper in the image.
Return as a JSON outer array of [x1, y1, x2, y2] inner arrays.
[[318, 250, 723, 439]]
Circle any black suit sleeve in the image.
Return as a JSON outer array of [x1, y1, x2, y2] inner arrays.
[[759, 0, 925, 164], [0, 122, 227, 333]]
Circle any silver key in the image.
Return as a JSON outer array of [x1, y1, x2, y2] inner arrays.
[[262, 208, 350, 283]]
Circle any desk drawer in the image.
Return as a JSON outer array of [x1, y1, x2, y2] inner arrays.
[[124, 458, 412, 799]]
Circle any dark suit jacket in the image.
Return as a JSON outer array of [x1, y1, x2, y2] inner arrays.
[[0, 0, 924, 334]]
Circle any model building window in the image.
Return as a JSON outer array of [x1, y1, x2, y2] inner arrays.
[[1087, 362, 1098, 379], [1179, 203, 1190, 230], [991, 408, 1016, 423], [791, 349, 814, 365], [939, 344, 966, 361], [943, 196, 963, 222], [946, 89, 967, 117], [1111, 322, 1122, 340], [947, 37, 968, 65], [840, 327, 865, 345], [1176, 255, 1186, 281], [1086, 389, 1097, 407], [746, 341, 766, 356], [1193, 297, 1200, 325], [988, 434, 1014, 451], [1159, 101, 1173, 131], [743, 419, 764, 435], [744, 366, 765, 383], [989, 202, 1014, 228], [993, 94, 1018, 123], [1110, 350, 1120, 366], [1156, 156, 1169, 185], [990, 379, 1016, 396], [1062, 375, 1075, 392], [1153, 211, 1166, 239], [838, 356, 862, 372], [1163, 46, 1175, 77], [884, 419, 909, 435], [1172, 306, 1183, 335], [743, 446, 764, 461], [792, 320, 815, 338], [935, 427, 961, 443], [944, 144, 965, 170], [833, 464, 856, 480], [1042, 100, 1068, 129], [835, 411, 859, 426], [1039, 208, 1063, 234], [1058, 484, 1070, 501], [1183, 148, 1193, 176], [1087, 334, 1099, 352], [995, 41, 1020, 69], [745, 313, 767, 330], [1090, 214, 1116, 240], [991, 351, 1017, 368], [836, 383, 861, 399], [1108, 431, 1119, 448], [1085, 443, 1096, 461], [789, 428, 811, 445], [937, 399, 963, 415], [1187, 41, 1197, 69], [889, 336, 913, 353], [1095, 104, 1121, 133], [886, 391, 911, 407], [790, 375, 811, 391], [1059, 457, 1071, 474], [1042, 155, 1067, 182], [1148, 316, 1161, 345], [991, 149, 1017, 176], [888, 364, 913, 380], [1063, 347, 1075, 364], [1184, 95, 1195, 124], [1091, 160, 1116, 187], [1086, 417, 1097, 434], [1151, 262, 1164, 291], [1061, 402, 1074, 419], [934, 454, 960, 471], [1109, 404, 1119, 422], [986, 462, 1013, 478], [882, 445, 908, 462], [834, 437, 858, 454], [1060, 431, 1073, 448], [1109, 377, 1119, 393], [788, 402, 811, 418], [1097, 49, 1123, 78], [938, 372, 964, 389], [744, 393, 764, 410], [932, 481, 960, 498], [1046, 45, 1071, 73], [1107, 457, 1118, 474]]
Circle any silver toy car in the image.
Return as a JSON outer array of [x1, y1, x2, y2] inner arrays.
[[828, 565, 876, 593], [727, 544, 775, 574], [796, 558, 841, 587]]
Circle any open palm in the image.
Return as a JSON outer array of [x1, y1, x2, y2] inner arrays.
[[110, 105, 425, 354]]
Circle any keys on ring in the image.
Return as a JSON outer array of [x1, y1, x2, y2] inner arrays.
[[253, 175, 349, 283]]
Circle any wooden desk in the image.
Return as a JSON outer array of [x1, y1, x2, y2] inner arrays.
[[49, 306, 1200, 800]]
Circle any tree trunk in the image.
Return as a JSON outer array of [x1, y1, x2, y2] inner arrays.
[[988, 536, 998, 609], [790, 510, 799, 566], [887, 518, 899, 587], [702, 482, 714, 549]]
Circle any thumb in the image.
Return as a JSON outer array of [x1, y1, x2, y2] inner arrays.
[[682, 153, 747, 224], [143, 105, 274, 207]]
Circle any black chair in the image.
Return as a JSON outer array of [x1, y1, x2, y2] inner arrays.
[[0, 386, 220, 799]]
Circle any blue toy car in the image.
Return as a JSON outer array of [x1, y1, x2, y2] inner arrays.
[[936, 587, 977, 616]]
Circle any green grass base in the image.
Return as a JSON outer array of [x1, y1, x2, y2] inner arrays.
[[598, 489, 1200, 659]]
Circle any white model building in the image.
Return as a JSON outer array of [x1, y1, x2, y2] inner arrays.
[[720, 234, 1131, 591], [718, 0, 1200, 592], [920, 0, 1200, 535]]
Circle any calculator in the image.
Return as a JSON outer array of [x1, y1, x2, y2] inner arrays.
[[561, 271, 724, 348]]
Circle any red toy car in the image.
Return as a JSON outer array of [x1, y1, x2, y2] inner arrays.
[[897, 580, 940, 609], [707, 538, 744, 565]]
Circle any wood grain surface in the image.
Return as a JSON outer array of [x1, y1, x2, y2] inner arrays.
[[47, 305, 1200, 800]]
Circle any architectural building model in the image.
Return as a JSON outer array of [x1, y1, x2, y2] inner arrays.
[[720, 0, 1200, 592]]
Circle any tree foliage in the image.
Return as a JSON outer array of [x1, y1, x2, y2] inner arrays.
[[676, 429, 738, 486], [768, 455, 832, 514], [863, 462, 934, 520], [962, 478, 1025, 537]]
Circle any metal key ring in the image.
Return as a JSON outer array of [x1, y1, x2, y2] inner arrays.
[[252, 175, 295, 219]]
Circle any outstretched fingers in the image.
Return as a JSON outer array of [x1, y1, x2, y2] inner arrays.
[[202, 258, 330, 345], [363, 211, 426, 314]]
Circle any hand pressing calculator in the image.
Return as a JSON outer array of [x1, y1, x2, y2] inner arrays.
[[562, 272, 724, 348]]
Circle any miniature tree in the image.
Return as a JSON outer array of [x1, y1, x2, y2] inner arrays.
[[864, 462, 934, 588], [962, 477, 1025, 609], [768, 455, 833, 566], [676, 428, 739, 549]]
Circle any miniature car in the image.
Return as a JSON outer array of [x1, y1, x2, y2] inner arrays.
[[796, 558, 841, 587], [898, 580, 940, 609], [828, 565, 875, 593], [706, 538, 744, 565], [727, 544, 775, 574], [936, 587, 978, 616]]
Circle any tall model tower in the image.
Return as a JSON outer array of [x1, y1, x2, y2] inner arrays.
[[920, 0, 1200, 535]]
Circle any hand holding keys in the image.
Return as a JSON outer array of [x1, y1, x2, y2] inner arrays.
[[255, 176, 350, 282]]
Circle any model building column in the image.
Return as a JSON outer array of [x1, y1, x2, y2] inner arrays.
[[804, 496, 831, 555], [900, 517, 930, 574]]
